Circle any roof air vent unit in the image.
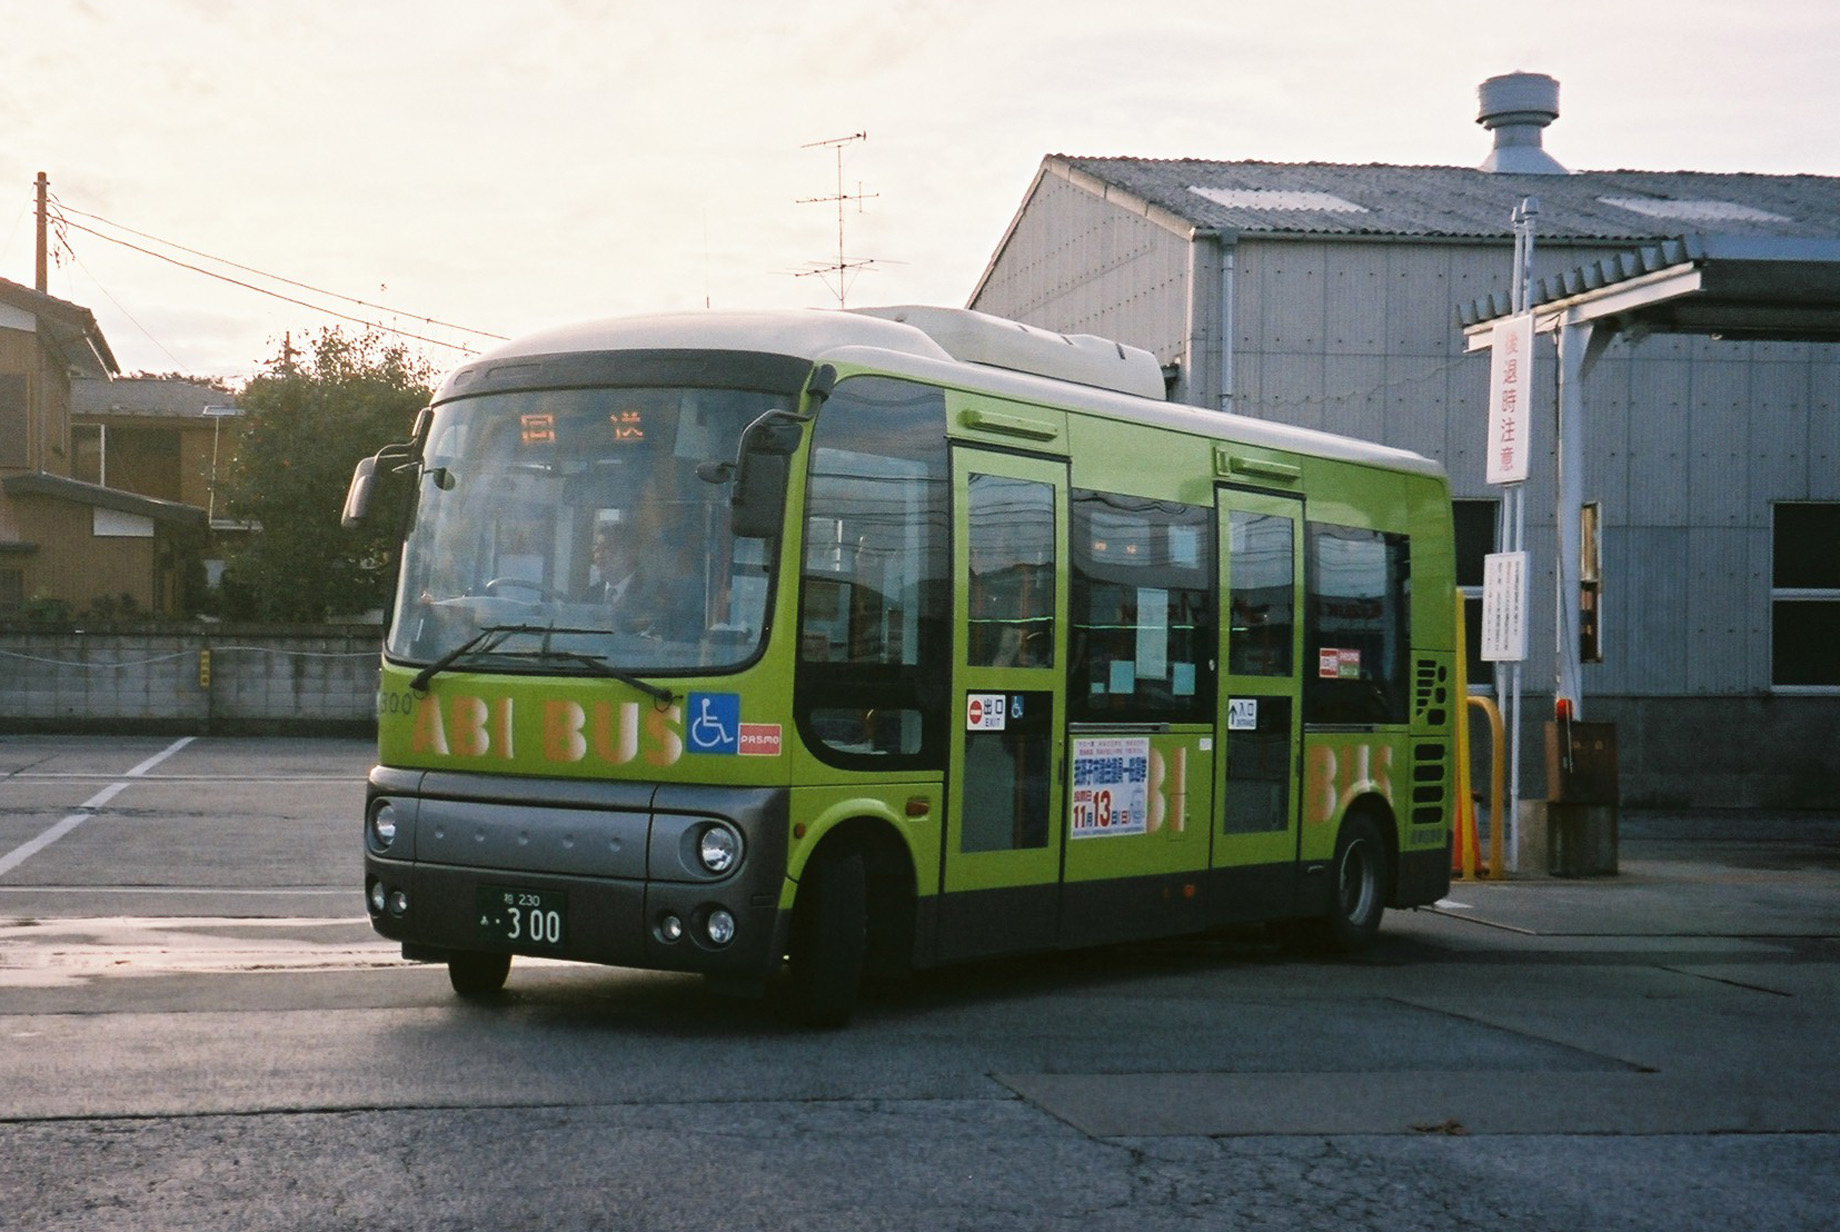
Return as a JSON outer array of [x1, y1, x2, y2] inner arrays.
[[1477, 72, 1567, 175], [849, 306, 1167, 400]]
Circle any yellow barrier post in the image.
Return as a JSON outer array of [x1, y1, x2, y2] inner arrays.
[[1451, 590, 1507, 880], [1452, 621, 1478, 881]]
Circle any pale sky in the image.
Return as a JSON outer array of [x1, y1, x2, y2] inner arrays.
[[6, 0, 1838, 381]]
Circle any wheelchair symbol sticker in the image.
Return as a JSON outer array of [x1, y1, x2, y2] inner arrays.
[[687, 692, 740, 755]]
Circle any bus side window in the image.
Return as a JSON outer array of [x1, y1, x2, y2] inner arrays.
[[1304, 523, 1410, 725], [1068, 490, 1214, 722]]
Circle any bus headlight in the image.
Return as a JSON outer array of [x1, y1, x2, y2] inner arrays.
[[697, 823, 742, 875], [705, 908, 736, 946], [368, 801, 398, 852]]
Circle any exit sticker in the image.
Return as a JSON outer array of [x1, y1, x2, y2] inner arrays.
[[965, 693, 1007, 731]]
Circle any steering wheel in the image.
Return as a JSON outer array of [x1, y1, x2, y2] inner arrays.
[[482, 577, 563, 602]]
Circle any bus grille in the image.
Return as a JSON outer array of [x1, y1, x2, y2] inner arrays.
[[1413, 657, 1450, 728], [1411, 742, 1450, 829]]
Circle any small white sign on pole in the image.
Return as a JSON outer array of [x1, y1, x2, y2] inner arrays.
[[1481, 551, 1528, 662], [1486, 313, 1534, 485]]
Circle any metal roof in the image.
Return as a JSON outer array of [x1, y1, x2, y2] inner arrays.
[[1460, 234, 1840, 342], [1049, 156, 1840, 244]]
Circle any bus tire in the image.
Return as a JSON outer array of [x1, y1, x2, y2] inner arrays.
[[448, 950, 512, 997], [788, 847, 867, 1028], [1322, 813, 1387, 952]]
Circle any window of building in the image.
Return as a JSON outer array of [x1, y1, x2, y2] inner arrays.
[[73, 424, 105, 485], [1069, 490, 1214, 723], [0, 567, 22, 611], [1772, 503, 1840, 688], [1304, 522, 1410, 725], [0, 376, 27, 469]]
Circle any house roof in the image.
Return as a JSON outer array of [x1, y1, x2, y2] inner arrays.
[[0, 278, 118, 378], [1040, 156, 1840, 245], [72, 375, 238, 420]]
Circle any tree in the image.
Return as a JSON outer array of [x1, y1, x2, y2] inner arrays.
[[220, 328, 434, 621]]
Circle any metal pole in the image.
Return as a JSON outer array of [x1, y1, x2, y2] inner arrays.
[[1555, 319, 1589, 720], [1504, 197, 1537, 869]]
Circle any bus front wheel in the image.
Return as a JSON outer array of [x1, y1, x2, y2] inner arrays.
[[448, 950, 512, 997], [788, 847, 867, 1028]]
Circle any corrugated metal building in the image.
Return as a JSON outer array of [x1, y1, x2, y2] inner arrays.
[[968, 75, 1840, 808]]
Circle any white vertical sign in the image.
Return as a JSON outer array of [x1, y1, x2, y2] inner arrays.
[[1481, 551, 1528, 662], [1486, 313, 1534, 485]]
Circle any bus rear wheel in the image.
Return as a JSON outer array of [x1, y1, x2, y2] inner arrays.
[[1321, 813, 1386, 952], [787, 847, 867, 1028], [448, 950, 512, 997]]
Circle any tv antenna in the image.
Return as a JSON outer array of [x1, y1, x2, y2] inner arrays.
[[796, 131, 877, 306]]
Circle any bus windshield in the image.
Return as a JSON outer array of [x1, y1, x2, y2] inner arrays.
[[386, 384, 793, 674]]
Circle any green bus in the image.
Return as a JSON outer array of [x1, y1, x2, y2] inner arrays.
[[347, 305, 1459, 1025]]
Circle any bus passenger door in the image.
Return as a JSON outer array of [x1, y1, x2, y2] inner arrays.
[[1213, 490, 1306, 919], [937, 451, 1069, 962]]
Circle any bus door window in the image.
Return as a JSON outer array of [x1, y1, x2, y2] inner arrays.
[[967, 475, 1056, 668], [1224, 509, 1297, 835], [1216, 496, 1306, 870], [959, 691, 1053, 852]]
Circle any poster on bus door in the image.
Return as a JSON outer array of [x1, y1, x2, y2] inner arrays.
[[1070, 736, 1150, 838]]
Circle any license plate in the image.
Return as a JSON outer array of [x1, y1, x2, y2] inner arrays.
[[476, 885, 568, 948]]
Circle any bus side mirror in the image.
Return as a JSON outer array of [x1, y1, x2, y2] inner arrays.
[[730, 430, 798, 539], [341, 456, 378, 529]]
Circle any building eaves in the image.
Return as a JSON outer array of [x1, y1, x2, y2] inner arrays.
[[0, 277, 119, 378], [1, 472, 207, 527], [1459, 234, 1840, 342]]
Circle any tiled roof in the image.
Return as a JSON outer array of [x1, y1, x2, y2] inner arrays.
[[1054, 157, 1840, 243], [0, 277, 118, 376], [71, 376, 237, 419]]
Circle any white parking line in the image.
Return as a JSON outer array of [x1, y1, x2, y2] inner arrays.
[[0, 737, 194, 878]]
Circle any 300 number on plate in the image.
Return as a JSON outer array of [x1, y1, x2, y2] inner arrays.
[[477, 885, 567, 948]]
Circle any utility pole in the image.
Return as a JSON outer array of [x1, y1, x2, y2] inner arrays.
[[35, 172, 48, 292], [797, 132, 877, 307]]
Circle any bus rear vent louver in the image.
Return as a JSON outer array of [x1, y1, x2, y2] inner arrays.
[[1411, 742, 1450, 828], [1413, 658, 1449, 728]]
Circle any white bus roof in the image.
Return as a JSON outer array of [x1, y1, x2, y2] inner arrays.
[[456, 306, 1443, 479]]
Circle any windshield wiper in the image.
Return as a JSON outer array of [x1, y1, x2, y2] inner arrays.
[[511, 650, 676, 705], [409, 624, 676, 704], [409, 625, 516, 692]]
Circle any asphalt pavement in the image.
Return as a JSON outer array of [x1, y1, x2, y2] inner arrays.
[[2, 735, 1837, 1231]]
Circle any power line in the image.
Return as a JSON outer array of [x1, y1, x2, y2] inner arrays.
[[65, 247, 192, 373], [53, 214, 487, 356], [52, 201, 507, 341]]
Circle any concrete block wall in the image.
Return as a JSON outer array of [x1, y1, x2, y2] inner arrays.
[[0, 625, 382, 735]]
